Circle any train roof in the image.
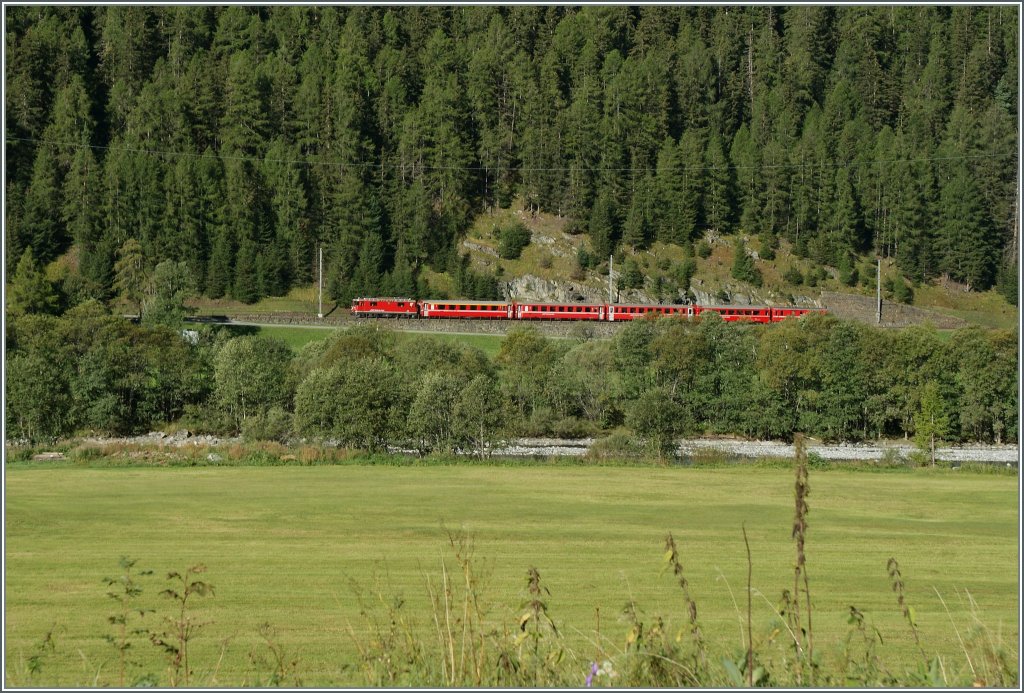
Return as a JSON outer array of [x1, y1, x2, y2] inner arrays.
[[353, 297, 417, 301], [420, 299, 512, 305]]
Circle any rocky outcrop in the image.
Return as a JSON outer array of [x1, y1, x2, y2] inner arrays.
[[503, 273, 822, 308]]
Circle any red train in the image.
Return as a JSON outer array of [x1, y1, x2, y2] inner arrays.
[[351, 298, 823, 323]]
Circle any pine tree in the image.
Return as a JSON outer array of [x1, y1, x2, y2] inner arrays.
[[233, 236, 260, 303], [112, 238, 146, 317], [19, 146, 63, 265], [731, 239, 763, 287], [588, 189, 618, 260], [621, 175, 654, 250], [206, 226, 234, 299], [8, 248, 59, 316], [351, 231, 385, 299], [730, 123, 761, 234], [938, 162, 996, 290], [827, 166, 865, 263], [703, 132, 735, 234]]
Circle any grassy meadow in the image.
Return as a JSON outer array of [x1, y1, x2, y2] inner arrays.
[[4, 463, 1018, 687]]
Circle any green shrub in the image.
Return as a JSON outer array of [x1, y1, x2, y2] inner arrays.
[[783, 266, 805, 286], [696, 240, 713, 259], [893, 275, 914, 304], [564, 219, 586, 235], [241, 407, 294, 443], [498, 223, 532, 259], [617, 258, 645, 290], [731, 240, 763, 287]]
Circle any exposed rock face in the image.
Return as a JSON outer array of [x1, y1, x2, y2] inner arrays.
[[503, 274, 607, 303], [504, 274, 821, 307]]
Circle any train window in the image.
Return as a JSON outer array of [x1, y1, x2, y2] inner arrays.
[[371, 301, 378, 307]]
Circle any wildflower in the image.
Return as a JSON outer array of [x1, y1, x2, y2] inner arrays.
[[600, 660, 617, 680], [585, 661, 599, 687]]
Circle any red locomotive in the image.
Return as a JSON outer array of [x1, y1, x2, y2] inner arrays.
[[352, 297, 822, 322]]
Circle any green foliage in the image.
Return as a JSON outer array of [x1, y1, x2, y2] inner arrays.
[[240, 406, 294, 444], [5, 351, 73, 442], [142, 260, 196, 328], [214, 336, 293, 431], [4, 6, 1014, 307], [627, 386, 685, 458], [892, 274, 914, 304], [730, 240, 763, 287], [112, 238, 147, 317], [149, 565, 214, 687], [913, 382, 949, 467], [102, 557, 154, 688], [783, 265, 805, 286], [497, 222, 532, 260], [696, 240, 712, 259], [293, 357, 406, 451], [617, 257, 645, 290], [7, 248, 59, 316]]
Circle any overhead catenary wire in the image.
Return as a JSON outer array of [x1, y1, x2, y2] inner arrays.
[[5, 135, 1004, 176]]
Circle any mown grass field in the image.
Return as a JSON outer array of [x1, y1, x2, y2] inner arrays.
[[4, 464, 1018, 687]]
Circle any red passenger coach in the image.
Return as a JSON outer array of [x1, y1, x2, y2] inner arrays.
[[607, 304, 693, 321], [515, 303, 606, 320], [420, 300, 513, 319], [695, 306, 774, 323], [772, 307, 814, 320], [351, 297, 419, 317]]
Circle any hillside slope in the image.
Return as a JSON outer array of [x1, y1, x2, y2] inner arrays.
[[455, 199, 1015, 329]]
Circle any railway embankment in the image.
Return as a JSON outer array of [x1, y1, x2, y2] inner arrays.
[[820, 291, 969, 328]]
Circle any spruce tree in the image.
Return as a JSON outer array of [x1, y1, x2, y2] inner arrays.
[[8, 248, 59, 316], [19, 146, 63, 265], [703, 132, 735, 234], [938, 162, 996, 290], [233, 237, 260, 304], [112, 238, 147, 317], [588, 189, 618, 260]]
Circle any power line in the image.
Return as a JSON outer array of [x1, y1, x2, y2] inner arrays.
[[5, 135, 1005, 175]]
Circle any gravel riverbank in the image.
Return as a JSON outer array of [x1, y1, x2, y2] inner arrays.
[[53, 432, 1020, 465]]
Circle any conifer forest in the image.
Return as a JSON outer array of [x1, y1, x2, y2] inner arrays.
[[4, 5, 1019, 305]]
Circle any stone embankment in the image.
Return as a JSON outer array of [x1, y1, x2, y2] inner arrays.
[[819, 291, 969, 329]]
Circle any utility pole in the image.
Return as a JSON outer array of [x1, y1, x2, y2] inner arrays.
[[317, 245, 323, 319], [608, 254, 614, 305], [876, 256, 882, 325]]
